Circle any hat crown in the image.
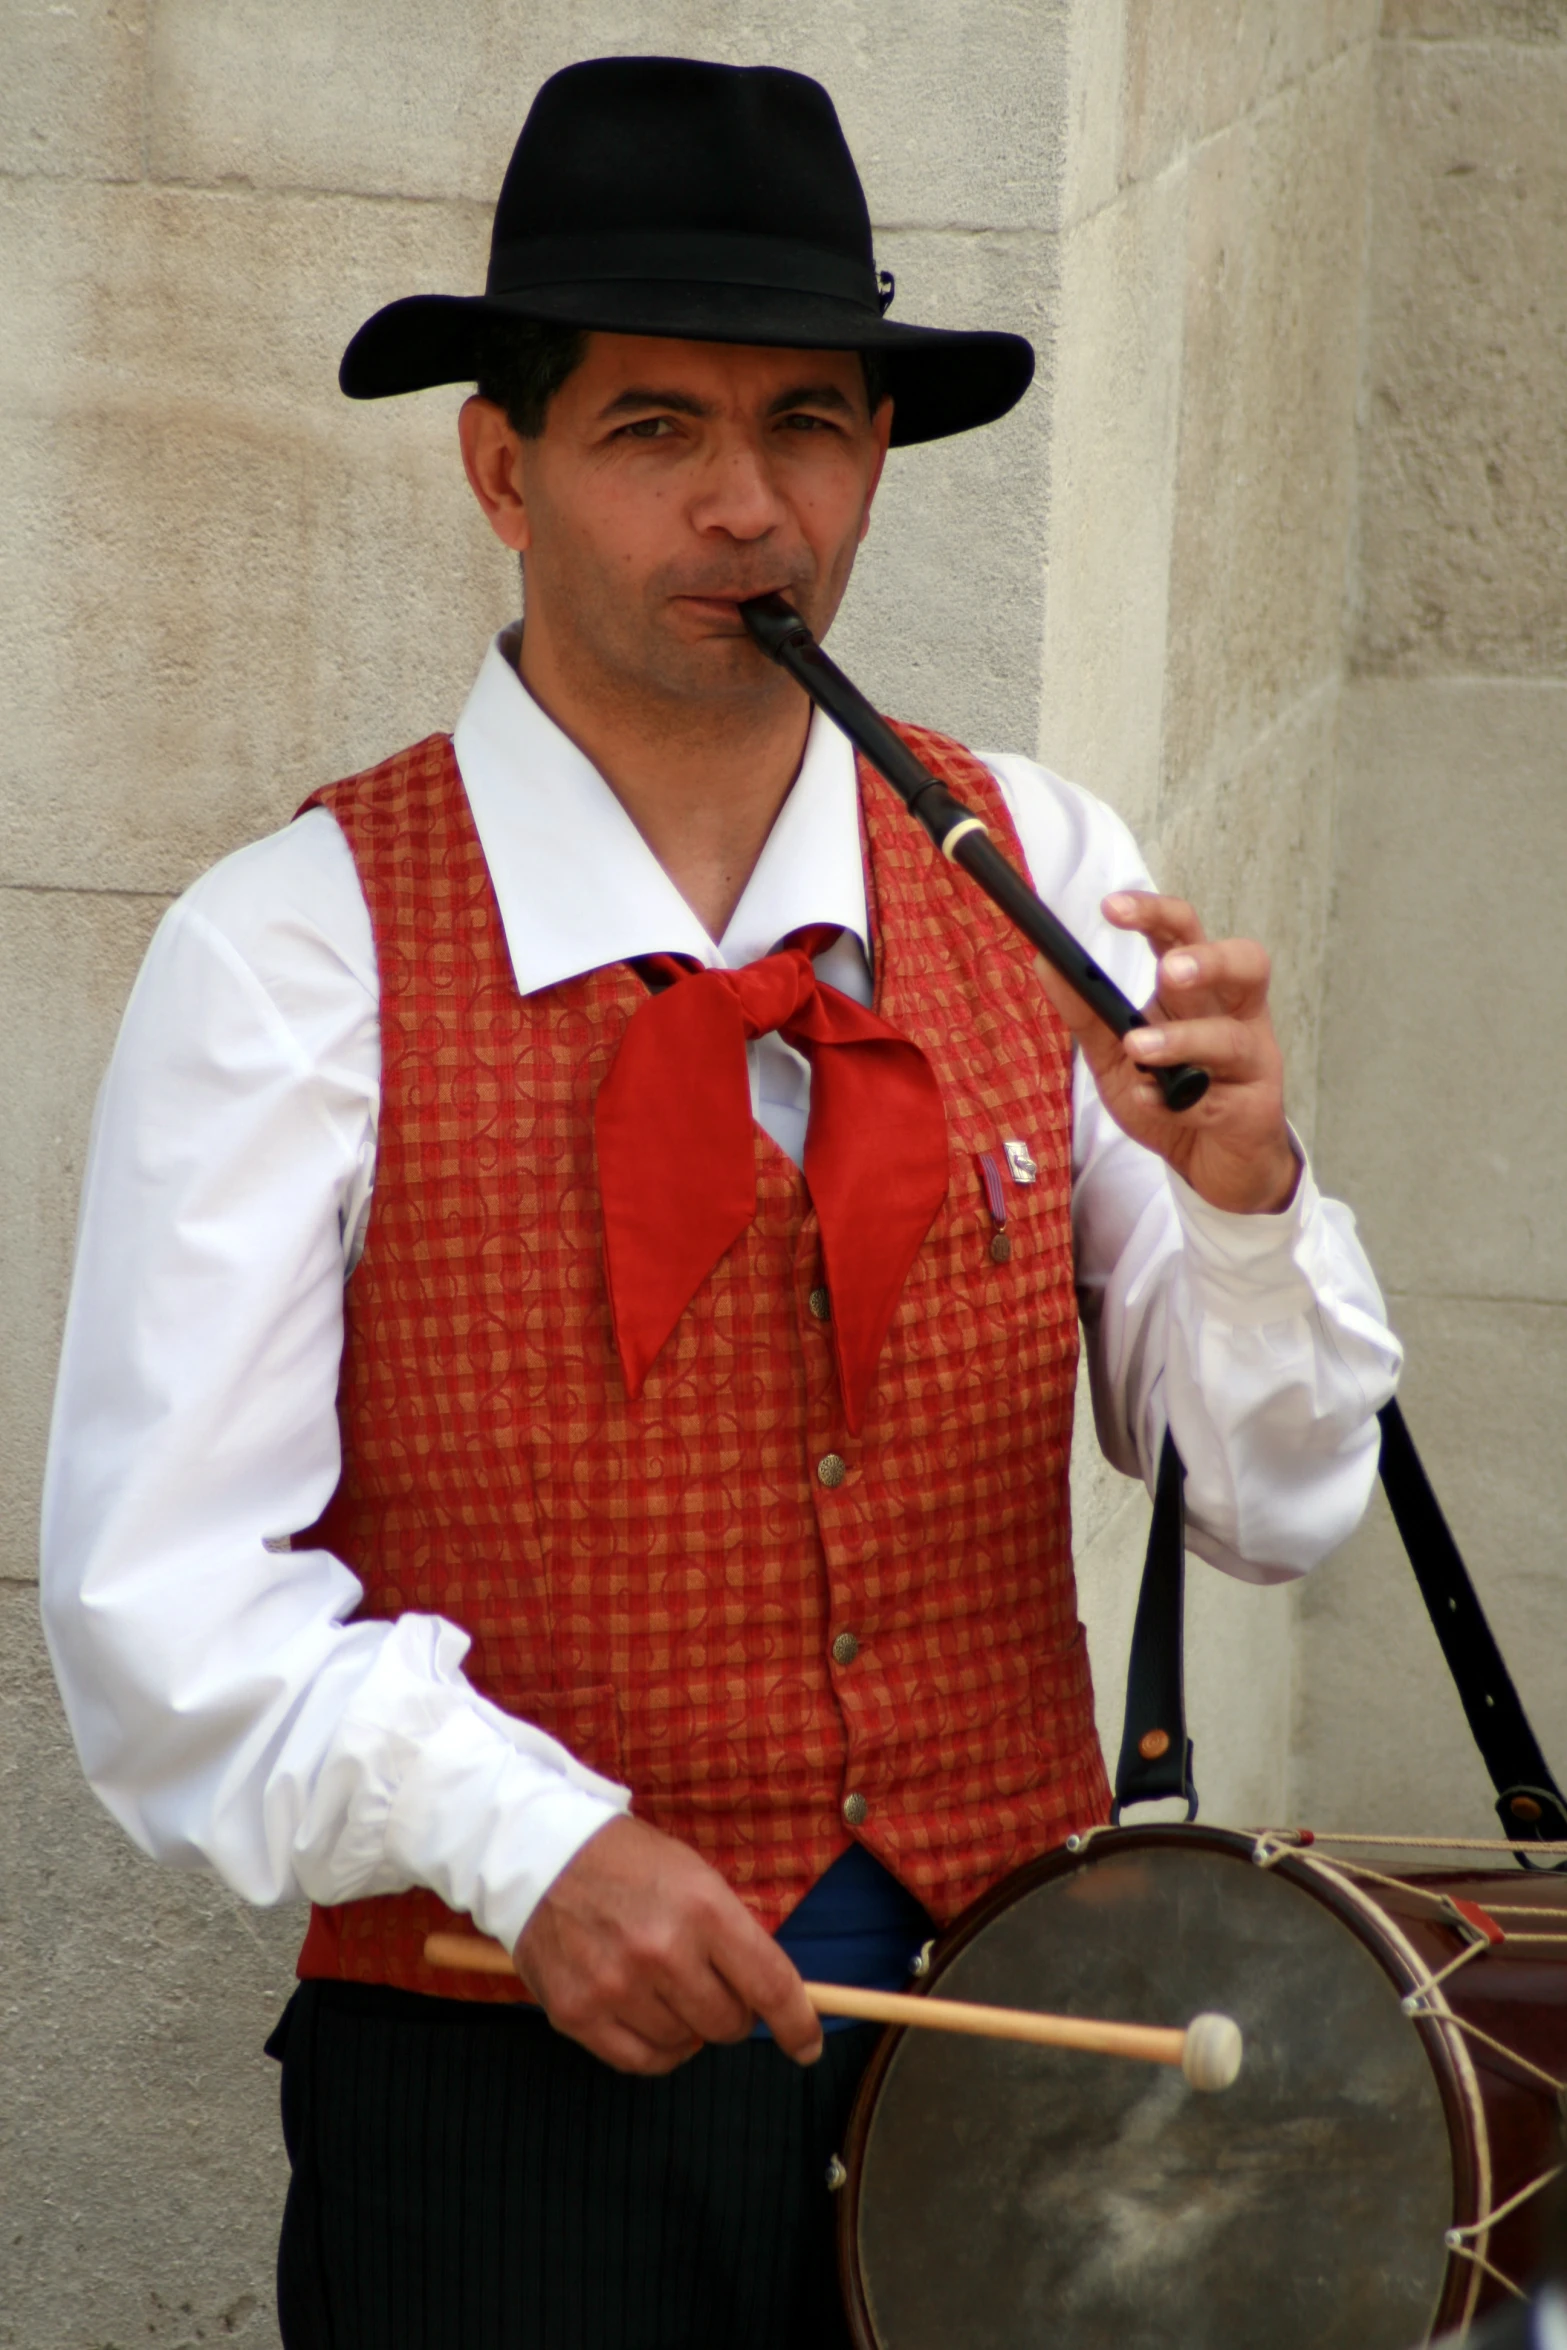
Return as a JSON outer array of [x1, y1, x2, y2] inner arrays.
[[488, 57, 874, 288], [338, 53, 1034, 445]]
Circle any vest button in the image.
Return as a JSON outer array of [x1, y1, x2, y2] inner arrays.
[[808, 1286, 832, 1322], [831, 1631, 860, 1667], [842, 1791, 869, 1828], [817, 1453, 848, 1489]]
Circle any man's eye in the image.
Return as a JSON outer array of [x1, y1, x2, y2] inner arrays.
[[620, 416, 673, 439]]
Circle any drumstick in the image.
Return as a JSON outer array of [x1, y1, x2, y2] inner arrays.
[[421, 1933, 1243, 2093]]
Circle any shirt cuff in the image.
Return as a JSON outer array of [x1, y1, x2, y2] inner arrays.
[[291, 1614, 632, 1952], [380, 1696, 631, 1957], [461, 1770, 628, 1958], [1166, 1128, 1325, 1324]]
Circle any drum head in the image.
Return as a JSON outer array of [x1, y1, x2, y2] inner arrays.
[[848, 1834, 1454, 2350]]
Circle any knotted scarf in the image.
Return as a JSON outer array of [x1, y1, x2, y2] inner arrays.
[[595, 925, 950, 1432]]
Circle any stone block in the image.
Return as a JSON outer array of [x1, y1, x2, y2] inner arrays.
[[1381, 0, 1566, 37], [1057, 0, 1127, 233], [147, 0, 1066, 229], [1161, 44, 1371, 798], [1076, 1488, 1295, 1830], [1317, 679, 1567, 1303], [1070, 1350, 1142, 1562], [0, 179, 514, 894], [0, 886, 166, 1585], [1, 174, 494, 418], [1184, 1546, 1294, 1828], [828, 226, 1056, 764], [0, 0, 148, 182], [0, 1584, 293, 2347], [1035, 168, 1188, 845], [1075, 1491, 1150, 1787], [1291, 1294, 1567, 1836], [1354, 41, 1567, 676], [1120, 0, 1377, 190], [1153, 679, 1339, 1149]]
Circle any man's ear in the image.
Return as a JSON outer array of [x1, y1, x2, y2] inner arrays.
[[459, 396, 532, 554]]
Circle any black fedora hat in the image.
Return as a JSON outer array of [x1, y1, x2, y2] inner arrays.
[[339, 57, 1034, 447]]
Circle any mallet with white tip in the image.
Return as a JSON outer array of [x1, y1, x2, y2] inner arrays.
[[421, 1933, 1244, 2091]]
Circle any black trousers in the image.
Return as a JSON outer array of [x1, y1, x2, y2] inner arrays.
[[270, 1982, 877, 2350]]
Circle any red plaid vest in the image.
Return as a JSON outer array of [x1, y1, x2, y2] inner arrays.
[[295, 727, 1108, 2000]]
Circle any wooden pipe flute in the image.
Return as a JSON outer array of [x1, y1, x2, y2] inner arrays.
[[739, 593, 1209, 1115], [421, 1932, 1243, 2093]]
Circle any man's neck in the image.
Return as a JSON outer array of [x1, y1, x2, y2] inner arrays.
[[513, 624, 810, 944]]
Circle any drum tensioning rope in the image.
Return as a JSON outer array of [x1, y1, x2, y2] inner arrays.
[[421, 1931, 1244, 2093]]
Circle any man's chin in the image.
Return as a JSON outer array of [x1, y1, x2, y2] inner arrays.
[[652, 638, 783, 704]]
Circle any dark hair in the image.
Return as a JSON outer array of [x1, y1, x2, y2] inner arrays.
[[474, 318, 592, 437], [474, 317, 891, 438]]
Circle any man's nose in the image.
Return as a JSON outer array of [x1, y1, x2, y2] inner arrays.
[[690, 435, 789, 540]]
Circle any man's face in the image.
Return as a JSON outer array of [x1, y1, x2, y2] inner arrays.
[[466, 333, 892, 709]]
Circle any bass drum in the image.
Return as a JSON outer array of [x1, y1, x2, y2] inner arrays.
[[839, 1825, 1567, 2349]]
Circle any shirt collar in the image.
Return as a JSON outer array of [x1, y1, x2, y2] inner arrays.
[[452, 629, 871, 998]]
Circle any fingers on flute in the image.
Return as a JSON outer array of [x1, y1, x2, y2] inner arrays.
[[1155, 935, 1272, 1014], [1031, 951, 1097, 1038], [1124, 1013, 1273, 1087], [1102, 891, 1208, 952], [1031, 956, 1130, 1081]]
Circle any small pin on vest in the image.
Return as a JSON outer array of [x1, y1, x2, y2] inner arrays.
[[1002, 1138, 1037, 1185]]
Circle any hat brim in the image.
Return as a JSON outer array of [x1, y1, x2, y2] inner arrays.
[[338, 286, 1033, 446]]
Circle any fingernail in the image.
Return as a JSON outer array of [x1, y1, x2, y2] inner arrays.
[[1104, 893, 1137, 919], [1163, 952, 1199, 985], [1127, 1029, 1165, 1058]]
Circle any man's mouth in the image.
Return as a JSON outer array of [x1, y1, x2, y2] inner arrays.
[[669, 585, 801, 628]]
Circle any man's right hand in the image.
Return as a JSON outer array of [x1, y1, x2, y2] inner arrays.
[[513, 1814, 825, 2076]]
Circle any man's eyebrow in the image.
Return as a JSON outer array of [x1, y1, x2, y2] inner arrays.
[[594, 381, 864, 423], [597, 386, 715, 420], [766, 382, 860, 417]]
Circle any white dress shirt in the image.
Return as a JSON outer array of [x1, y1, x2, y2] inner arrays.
[[40, 634, 1401, 1956]]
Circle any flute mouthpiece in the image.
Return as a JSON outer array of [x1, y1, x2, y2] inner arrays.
[[740, 593, 814, 661]]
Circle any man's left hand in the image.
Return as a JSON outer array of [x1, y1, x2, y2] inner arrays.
[[1035, 890, 1299, 1217]]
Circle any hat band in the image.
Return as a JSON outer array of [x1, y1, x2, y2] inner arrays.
[[486, 229, 880, 311]]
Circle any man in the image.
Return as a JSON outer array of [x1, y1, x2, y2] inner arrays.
[[42, 55, 1399, 2350]]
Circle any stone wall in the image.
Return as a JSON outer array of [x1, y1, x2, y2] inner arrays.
[[1299, 0, 1567, 1833], [3, 4, 1558, 2341], [1054, 2, 1378, 1827]]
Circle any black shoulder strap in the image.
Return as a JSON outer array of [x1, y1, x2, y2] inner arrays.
[[1110, 1433, 1197, 1822], [1375, 1399, 1567, 1854], [1112, 1401, 1567, 1864]]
